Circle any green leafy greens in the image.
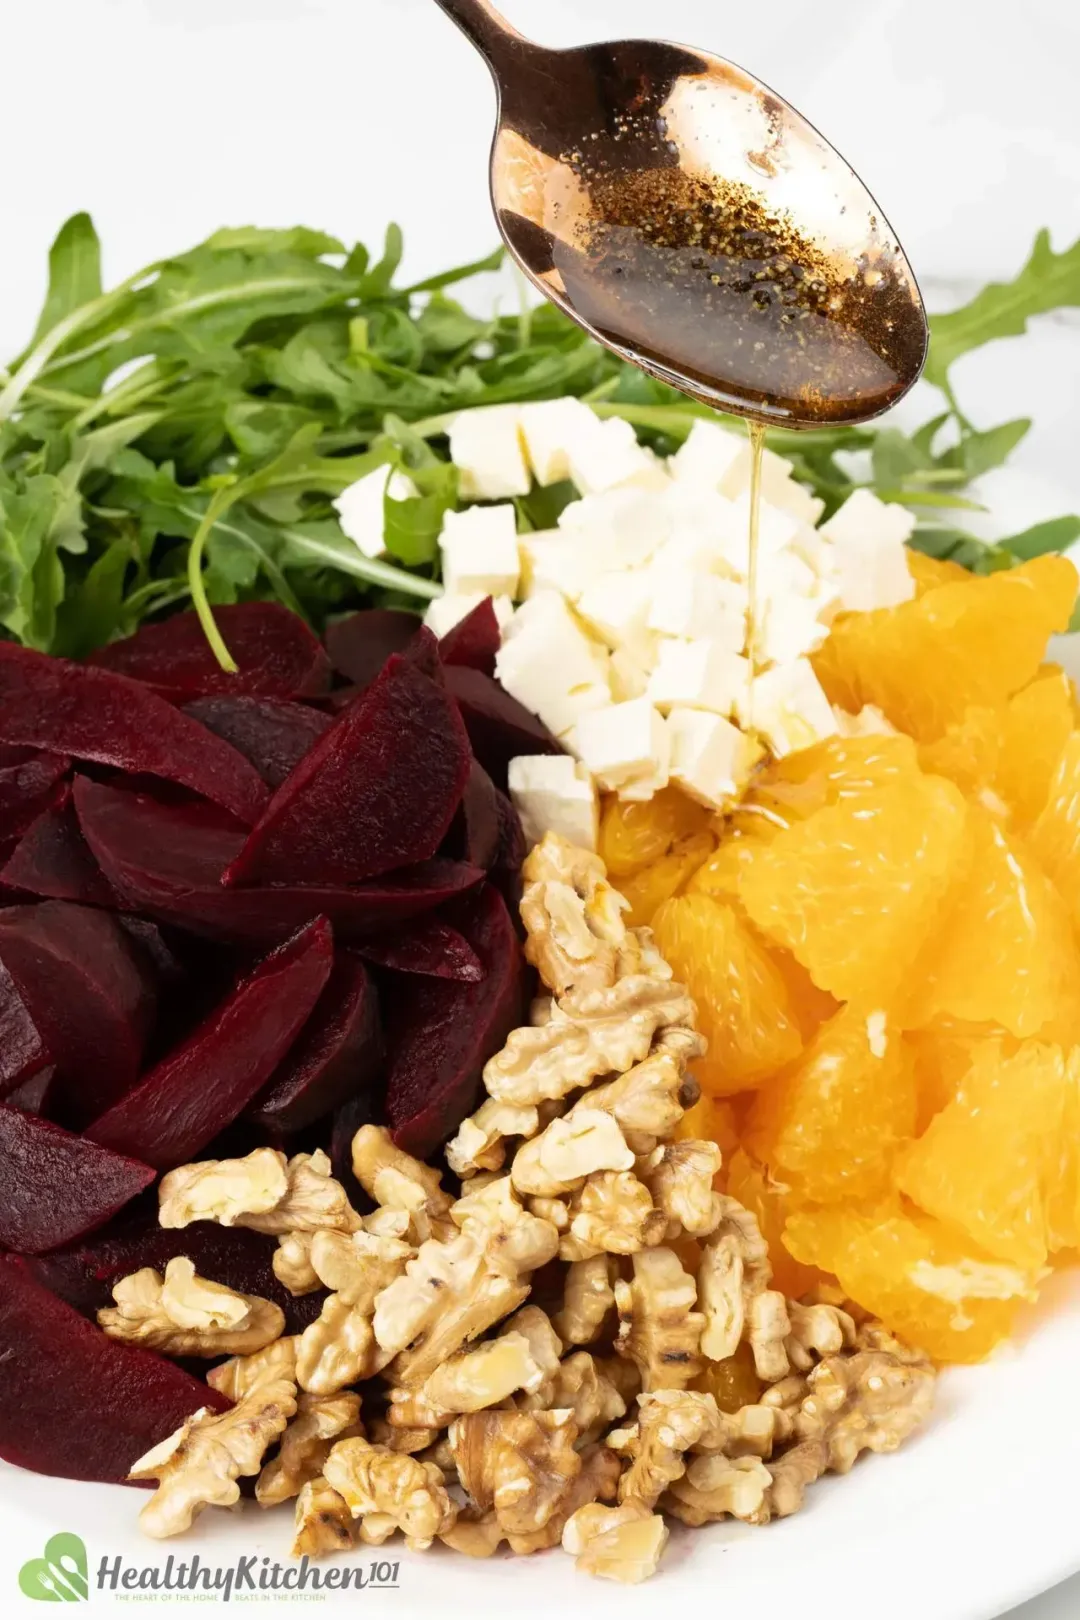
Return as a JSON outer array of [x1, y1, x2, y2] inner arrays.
[[2, 215, 1079, 660]]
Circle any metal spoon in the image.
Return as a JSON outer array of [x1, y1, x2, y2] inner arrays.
[[432, 0, 928, 427]]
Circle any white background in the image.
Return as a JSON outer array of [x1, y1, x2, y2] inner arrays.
[[0, 3, 1078, 1614]]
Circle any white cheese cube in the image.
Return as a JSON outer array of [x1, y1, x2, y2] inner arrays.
[[752, 591, 831, 667], [558, 488, 671, 570], [568, 416, 659, 496], [448, 405, 531, 501], [820, 490, 917, 612], [769, 478, 826, 528], [670, 419, 746, 490], [518, 531, 606, 602], [423, 592, 514, 638], [508, 755, 599, 850], [648, 639, 751, 718], [518, 398, 599, 486], [576, 571, 654, 657], [617, 763, 672, 802], [333, 465, 418, 560], [647, 570, 748, 652], [570, 700, 669, 793], [751, 659, 839, 758], [668, 708, 760, 809], [439, 504, 521, 598], [610, 647, 652, 702], [496, 593, 612, 738]]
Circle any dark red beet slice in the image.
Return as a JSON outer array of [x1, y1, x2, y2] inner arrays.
[[0, 643, 267, 825], [357, 918, 484, 982], [183, 696, 333, 789], [444, 760, 501, 870], [0, 1254, 231, 1484], [224, 655, 472, 888], [87, 603, 331, 700], [494, 788, 527, 877], [0, 1106, 155, 1254], [325, 609, 422, 687], [444, 664, 562, 787], [31, 1216, 327, 1337], [439, 597, 501, 677], [1, 788, 115, 905], [0, 750, 70, 844], [6, 1066, 57, 1115], [0, 902, 158, 1123], [86, 918, 334, 1168], [0, 962, 49, 1099], [247, 953, 381, 1132], [75, 778, 484, 946], [385, 883, 525, 1157]]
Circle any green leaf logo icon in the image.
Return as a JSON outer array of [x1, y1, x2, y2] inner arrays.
[[18, 1534, 88, 1602]]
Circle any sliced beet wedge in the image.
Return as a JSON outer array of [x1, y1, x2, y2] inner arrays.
[[224, 654, 471, 888], [0, 902, 158, 1123], [87, 602, 331, 700], [444, 760, 501, 870], [86, 918, 334, 1168], [324, 609, 422, 687], [1, 788, 115, 905], [183, 696, 333, 789], [0, 750, 70, 845], [75, 778, 484, 946], [0, 643, 267, 825], [443, 664, 562, 787], [357, 918, 484, 982], [0, 1254, 231, 1484], [0, 963, 49, 1099], [247, 954, 381, 1132], [5, 1066, 58, 1116], [31, 1216, 327, 1337], [439, 597, 501, 677], [0, 1106, 155, 1254], [385, 883, 524, 1158]]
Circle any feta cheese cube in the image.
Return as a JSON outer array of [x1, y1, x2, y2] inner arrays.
[[568, 416, 659, 496], [333, 464, 418, 560], [508, 755, 599, 850], [820, 490, 917, 612], [668, 708, 760, 809], [610, 647, 652, 702], [518, 398, 599, 486], [571, 699, 669, 793], [647, 570, 748, 652], [496, 593, 612, 738], [558, 488, 671, 570], [518, 531, 604, 602], [752, 591, 831, 667], [448, 405, 531, 501], [576, 571, 654, 656], [670, 420, 746, 490], [648, 639, 751, 718], [440, 504, 521, 598], [751, 659, 838, 758], [424, 592, 514, 638]]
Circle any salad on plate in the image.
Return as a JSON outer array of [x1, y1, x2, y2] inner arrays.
[[0, 212, 1079, 1585]]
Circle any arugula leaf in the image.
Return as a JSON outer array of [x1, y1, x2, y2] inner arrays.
[[925, 230, 1080, 388], [999, 516, 1080, 561], [29, 213, 102, 347]]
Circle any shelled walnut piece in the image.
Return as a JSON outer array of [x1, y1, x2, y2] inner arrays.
[[121, 833, 935, 1585], [98, 1257, 284, 1357]]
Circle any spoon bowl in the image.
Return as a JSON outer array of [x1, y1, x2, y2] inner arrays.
[[433, 0, 928, 428]]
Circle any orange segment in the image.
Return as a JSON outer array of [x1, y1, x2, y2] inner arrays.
[[746, 1006, 917, 1204], [725, 1149, 824, 1298], [911, 808, 1080, 1038], [1031, 732, 1080, 921], [812, 555, 1078, 740], [783, 1201, 1030, 1363], [904, 1020, 1015, 1131], [616, 831, 714, 927], [739, 770, 968, 1009], [997, 672, 1076, 826], [907, 551, 971, 595], [895, 1041, 1067, 1272], [1046, 1050, 1080, 1254], [598, 787, 710, 879], [651, 894, 803, 1094], [742, 734, 920, 824]]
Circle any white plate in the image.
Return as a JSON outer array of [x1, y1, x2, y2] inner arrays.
[[3, 1269, 1080, 1617]]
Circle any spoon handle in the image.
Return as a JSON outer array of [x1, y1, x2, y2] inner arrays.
[[431, 0, 527, 70]]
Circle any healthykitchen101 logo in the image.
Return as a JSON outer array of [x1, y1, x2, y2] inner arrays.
[[18, 1532, 401, 1602]]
